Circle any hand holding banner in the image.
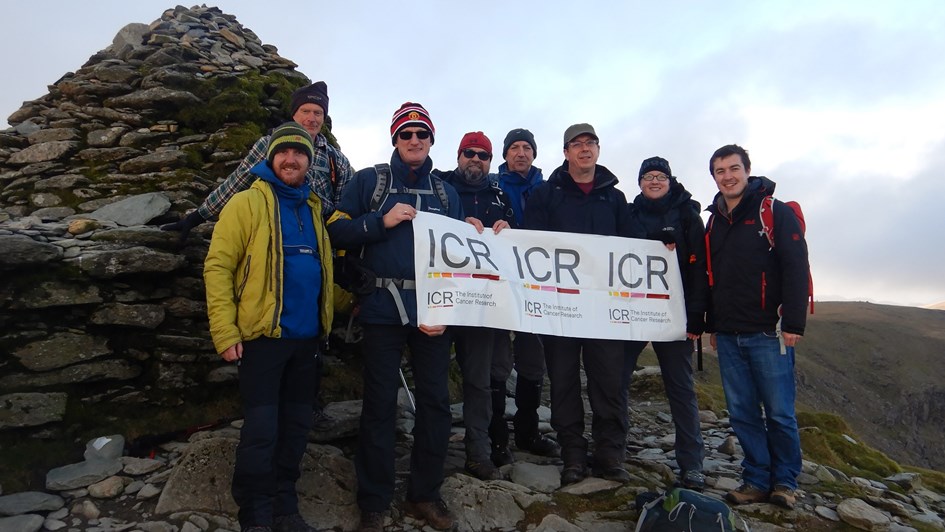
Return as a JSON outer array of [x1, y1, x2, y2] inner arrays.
[[413, 212, 686, 341]]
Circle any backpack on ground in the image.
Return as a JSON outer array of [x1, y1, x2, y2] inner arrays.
[[634, 488, 745, 532], [705, 192, 814, 314]]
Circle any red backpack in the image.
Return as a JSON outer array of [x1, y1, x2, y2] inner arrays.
[[706, 196, 814, 314]]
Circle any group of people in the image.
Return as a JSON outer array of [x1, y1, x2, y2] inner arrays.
[[174, 81, 811, 532]]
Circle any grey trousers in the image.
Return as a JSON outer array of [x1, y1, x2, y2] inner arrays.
[[624, 339, 705, 472], [453, 326, 513, 461]]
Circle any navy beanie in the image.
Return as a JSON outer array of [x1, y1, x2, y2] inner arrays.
[[290, 81, 329, 116], [502, 128, 537, 159], [638, 156, 672, 182]]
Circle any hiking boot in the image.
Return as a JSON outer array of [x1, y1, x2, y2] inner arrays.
[[404, 499, 454, 530], [273, 513, 317, 532], [770, 485, 797, 509], [491, 444, 514, 467], [725, 483, 769, 505], [312, 407, 335, 432], [680, 470, 706, 490], [516, 434, 561, 457], [560, 465, 588, 486], [465, 460, 502, 480], [593, 464, 631, 483], [357, 510, 386, 532]]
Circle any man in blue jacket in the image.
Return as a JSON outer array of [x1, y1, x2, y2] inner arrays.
[[495, 128, 560, 462], [326, 103, 462, 532], [705, 144, 810, 510]]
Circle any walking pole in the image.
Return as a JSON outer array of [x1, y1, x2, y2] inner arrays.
[[399, 368, 416, 414], [696, 336, 704, 372]]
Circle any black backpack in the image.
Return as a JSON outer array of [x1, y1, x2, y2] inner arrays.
[[635, 488, 745, 532]]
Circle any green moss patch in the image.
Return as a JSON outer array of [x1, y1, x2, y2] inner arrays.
[[798, 411, 901, 478]]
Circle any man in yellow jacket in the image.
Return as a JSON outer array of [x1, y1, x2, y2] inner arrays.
[[204, 122, 332, 532]]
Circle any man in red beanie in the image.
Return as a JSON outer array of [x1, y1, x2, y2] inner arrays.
[[436, 132, 516, 480], [327, 102, 462, 532]]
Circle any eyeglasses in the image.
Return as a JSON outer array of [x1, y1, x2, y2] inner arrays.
[[461, 149, 491, 161], [567, 138, 599, 149], [397, 129, 431, 141], [641, 173, 669, 182]]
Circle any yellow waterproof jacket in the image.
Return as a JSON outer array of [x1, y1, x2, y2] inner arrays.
[[204, 180, 334, 354]]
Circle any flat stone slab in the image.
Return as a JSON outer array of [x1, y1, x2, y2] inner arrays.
[[45, 459, 123, 491], [0, 491, 64, 516]]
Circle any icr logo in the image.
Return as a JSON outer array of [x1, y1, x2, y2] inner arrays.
[[427, 291, 453, 307], [609, 308, 631, 323], [525, 300, 542, 317]]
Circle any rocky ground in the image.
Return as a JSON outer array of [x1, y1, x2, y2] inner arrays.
[[2, 364, 944, 532]]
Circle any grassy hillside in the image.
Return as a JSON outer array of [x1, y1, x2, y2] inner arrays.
[[797, 302, 945, 472]]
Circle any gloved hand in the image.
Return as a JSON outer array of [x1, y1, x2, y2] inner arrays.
[[160, 211, 206, 241], [686, 312, 705, 337], [656, 230, 676, 246]]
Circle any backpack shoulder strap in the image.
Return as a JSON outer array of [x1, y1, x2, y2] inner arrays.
[[430, 174, 450, 210], [370, 163, 392, 212], [759, 195, 776, 248], [328, 149, 337, 186], [704, 213, 716, 287]]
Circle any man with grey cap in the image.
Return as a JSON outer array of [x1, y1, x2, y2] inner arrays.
[[493, 128, 560, 465], [523, 123, 632, 486]]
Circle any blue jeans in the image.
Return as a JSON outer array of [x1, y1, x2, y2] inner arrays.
[[716, 332, 801, 491]]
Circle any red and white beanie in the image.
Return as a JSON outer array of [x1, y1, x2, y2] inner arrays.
[[390, 102, 435, 145]]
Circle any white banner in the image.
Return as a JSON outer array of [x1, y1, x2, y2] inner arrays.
[[413, 212, 687, 341]]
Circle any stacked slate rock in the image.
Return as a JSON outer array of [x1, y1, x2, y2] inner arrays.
[[2, 386, 945, 531], [0, 6, 309, 444]]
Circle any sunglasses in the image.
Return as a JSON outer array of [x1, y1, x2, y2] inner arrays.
[[397, 129, 431, 141], [461, 149, 492, 161]]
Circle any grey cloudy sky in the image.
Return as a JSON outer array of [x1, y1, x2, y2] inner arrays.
[[3, 1, 944, 307]]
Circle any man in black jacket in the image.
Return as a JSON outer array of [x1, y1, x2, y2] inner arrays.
[[705, 144, 810, 510], [524, 123, 631, 486]]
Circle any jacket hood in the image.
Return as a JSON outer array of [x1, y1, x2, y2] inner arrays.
[[252, 160, 308, 206], [548, 161, 619, 191], [498, 162, 543, 188]]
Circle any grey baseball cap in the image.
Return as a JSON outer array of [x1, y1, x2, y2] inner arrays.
[[563, 123, 598, 146]]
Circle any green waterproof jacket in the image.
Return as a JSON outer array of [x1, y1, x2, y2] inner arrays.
[[204, 179, 334, 354]]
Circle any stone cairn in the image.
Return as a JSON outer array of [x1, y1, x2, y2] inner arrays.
[[2, 5, 945, 532], [0, 5, 308, 436]]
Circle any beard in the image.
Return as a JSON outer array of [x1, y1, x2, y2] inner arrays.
[[276, 163, 305, 187], [459, 164, 487, 186]]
